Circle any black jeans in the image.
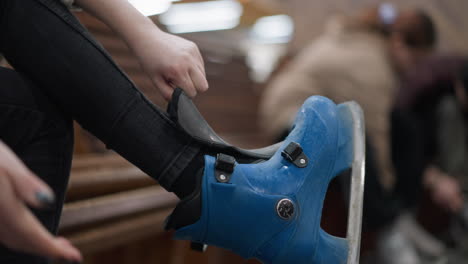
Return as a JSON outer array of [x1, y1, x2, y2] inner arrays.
[[0, 0, 200, 262]]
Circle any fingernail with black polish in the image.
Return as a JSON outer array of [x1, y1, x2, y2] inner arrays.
[[36, 191, 56, 209]]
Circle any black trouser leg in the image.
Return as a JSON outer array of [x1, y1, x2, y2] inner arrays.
[[0, 67, 74, 264], [0, 0, 201, 189]]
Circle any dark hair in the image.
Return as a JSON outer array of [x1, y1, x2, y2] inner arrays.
[[396, 10, 437, 49]]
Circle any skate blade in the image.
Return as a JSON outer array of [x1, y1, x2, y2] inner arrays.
[[340, 102, 366, 264]]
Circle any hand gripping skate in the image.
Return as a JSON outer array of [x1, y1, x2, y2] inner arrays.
[[171, 94, 365, 264]]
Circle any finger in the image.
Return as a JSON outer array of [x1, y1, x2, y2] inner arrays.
[[196, 62, 206, 80], [189, 67, 209, 93], [153, 77, 175, 101], [173, 73, 197, 98], [194, 47, 204, 66], [0, 176, 82, 262], [0, 141, 54, 209], [52, 237, 83, 263], [11, 215, 82, 262], [193, 48, 206, 76], [191, 48, 208, 87]]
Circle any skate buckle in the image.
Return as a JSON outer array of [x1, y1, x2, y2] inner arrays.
[[215, 153, 236, 183], [191, 242, 208, 252], [281, 142, 309, 168]]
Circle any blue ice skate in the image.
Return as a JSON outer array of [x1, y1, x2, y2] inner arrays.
[[168, 92, 365, 264]]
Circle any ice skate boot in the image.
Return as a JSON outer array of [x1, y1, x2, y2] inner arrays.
[[167, 93, 365, 264]]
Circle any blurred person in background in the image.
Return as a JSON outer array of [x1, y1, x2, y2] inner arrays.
[[391, 57, 468, 262], [392, 56, 467, 214], [259, 4, 438, 263]]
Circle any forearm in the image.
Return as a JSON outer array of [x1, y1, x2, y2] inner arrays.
[[75, 0, 160, 49]]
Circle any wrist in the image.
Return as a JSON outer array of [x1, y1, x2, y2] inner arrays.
[[124, 20, 163, 51], [77, 0, 162, 50]]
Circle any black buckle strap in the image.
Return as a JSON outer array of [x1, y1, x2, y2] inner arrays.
[[281, 142, 308, 168], [215, 153, 236, 183]]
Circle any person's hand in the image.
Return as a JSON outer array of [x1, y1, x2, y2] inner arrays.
[[130, 27, 209, 101], [425, 166, 464, 213], [432, 174, 464, 213], [0, 141, 82, 262], [75, 0, 209, 101]]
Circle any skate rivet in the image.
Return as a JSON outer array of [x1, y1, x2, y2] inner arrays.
[[300, 159, 306, 164], [276, 198, 295, 220], [219, 174, 227, 181]]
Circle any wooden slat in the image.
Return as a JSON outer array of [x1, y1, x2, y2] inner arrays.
[[72, 154, 130, 170], [66, 209, 173, 255], [69, 167, 147, 188], [67, 166, 155, 201], [61, 186, 178, 230]]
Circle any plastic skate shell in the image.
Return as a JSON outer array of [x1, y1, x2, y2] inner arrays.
[[173, 96, 365, 264]]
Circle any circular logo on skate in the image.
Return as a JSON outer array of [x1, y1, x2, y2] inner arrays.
[[276, 198, 295, 220]]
